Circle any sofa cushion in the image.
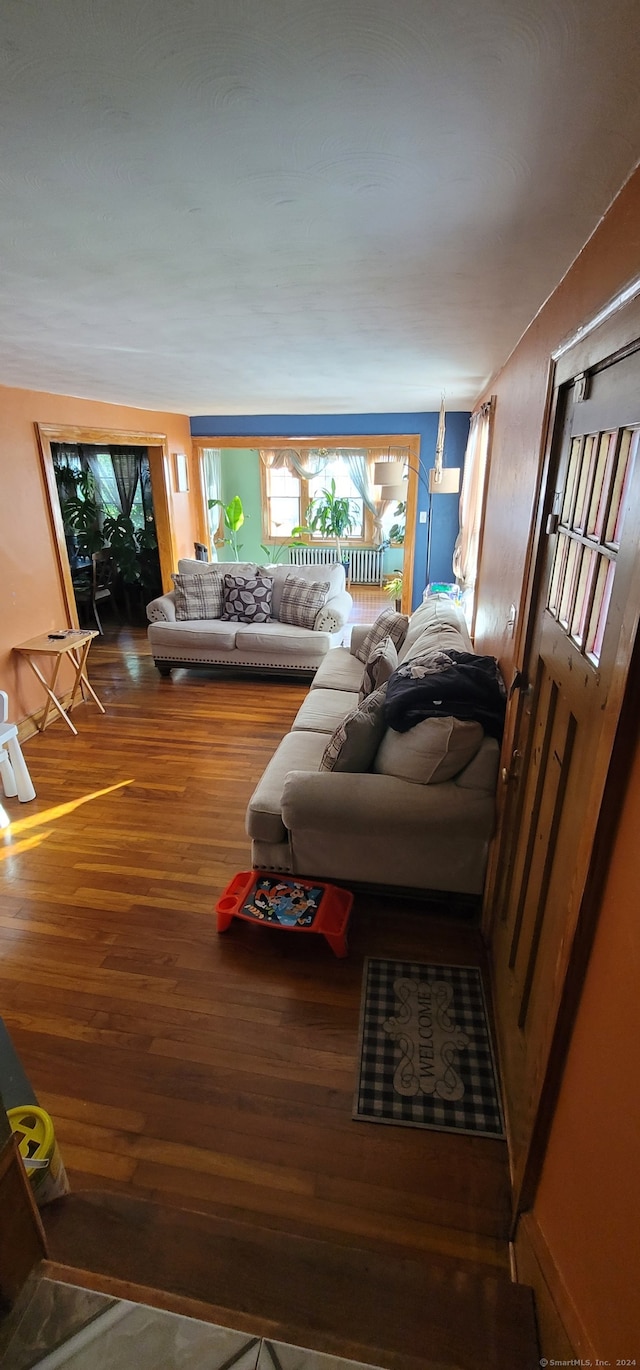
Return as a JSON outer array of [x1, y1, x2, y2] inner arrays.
[[310, 646, 365, 693], [398, 598, 472, 664], [246, 730, 328, 843], [358, 635, 398, 702], [148, 619, 239, 655], [271, 561, 345, 619], [374, 716, 484, 785], [172, 571, 224, 620], [234, 622, 330, 655], [355, 609, 409, 664], [292, 688, 359, 734], [222, 572, 273, 623], [319, 684, 388, 773], [279, 575, 330, 629]]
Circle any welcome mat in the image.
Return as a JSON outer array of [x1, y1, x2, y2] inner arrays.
[[354, 959, 505, 1137]]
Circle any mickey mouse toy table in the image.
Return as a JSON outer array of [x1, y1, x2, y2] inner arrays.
[[216, 872, 353, 958]]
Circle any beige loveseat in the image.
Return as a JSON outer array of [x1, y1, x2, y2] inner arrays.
[[146, 560, 353, 675], [246, 599, 501, 896]]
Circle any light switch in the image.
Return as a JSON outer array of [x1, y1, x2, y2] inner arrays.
[[419, 511, 427, 524]]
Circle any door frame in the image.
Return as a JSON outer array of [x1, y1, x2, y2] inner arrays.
[[36, 423, 178, 626], [485, 291, 640, 1216], [191, 434, 420, 615]]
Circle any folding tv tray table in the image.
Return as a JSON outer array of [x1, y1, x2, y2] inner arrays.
[[14, 629, 105, 735]]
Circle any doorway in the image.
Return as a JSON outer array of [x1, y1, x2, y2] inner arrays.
[[51, 442, 162, 628], [36, 423, 177, 631]]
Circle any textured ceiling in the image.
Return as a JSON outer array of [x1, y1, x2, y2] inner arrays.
[[1, 0, 639, 415]]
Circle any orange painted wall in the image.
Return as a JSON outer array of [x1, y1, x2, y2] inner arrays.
[[474, 166, 640, 1353], [534, 730, 640, 1355], [0, 384, 195, 722]]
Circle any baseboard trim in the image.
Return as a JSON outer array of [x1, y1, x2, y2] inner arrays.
[[17, 690, 76, 743], [514, 1211, 593, 1360]]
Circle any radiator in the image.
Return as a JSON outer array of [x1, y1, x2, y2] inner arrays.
[[288, 547, 338, 567], [288, 545, 384, 584], [348, 548, 384, 585]]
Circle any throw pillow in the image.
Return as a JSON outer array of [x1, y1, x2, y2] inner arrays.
[[358, 635, 398, 703], [373, 716, 484, 785], [320, 683, 388, 773], [172, 571, 224, 621], [222, 572, 274, 623], [279, 574, 330, 630], [355, 608, 409, 663]]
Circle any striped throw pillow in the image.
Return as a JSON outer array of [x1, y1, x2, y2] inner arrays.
[[355, 609, 409, 663], [358, 635, 398, 703], [319, 684, 388, 773], [172, 571, 224, 620], [279, 575, 330, 630]]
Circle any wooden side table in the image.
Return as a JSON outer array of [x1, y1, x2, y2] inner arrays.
[[14, 631, 106, 735]]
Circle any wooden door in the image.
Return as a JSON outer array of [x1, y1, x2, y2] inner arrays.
[[492, 335, 640, 1212]]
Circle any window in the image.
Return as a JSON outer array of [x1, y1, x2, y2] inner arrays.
[[307, 459, 364, 540], [265, 465, 302, 537], [263, 456, 367, 542]]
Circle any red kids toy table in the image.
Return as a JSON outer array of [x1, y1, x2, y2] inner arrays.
[[216, 871, 353, 958]]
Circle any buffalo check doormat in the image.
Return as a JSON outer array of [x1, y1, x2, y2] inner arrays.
[[354, 959, 505, 1137]]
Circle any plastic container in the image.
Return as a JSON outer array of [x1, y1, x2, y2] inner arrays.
[[7, 1105, 70, 1206]]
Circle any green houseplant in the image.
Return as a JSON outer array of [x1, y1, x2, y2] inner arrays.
[[208, 495, 245, 560], [293, 478, 357, 570], [384, 572, 404, 611]]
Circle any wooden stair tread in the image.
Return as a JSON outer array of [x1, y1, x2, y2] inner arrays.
[[42, 1191, 539, 1370]]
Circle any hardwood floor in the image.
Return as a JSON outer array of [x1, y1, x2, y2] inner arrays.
[[0, 624, 511, 1279]]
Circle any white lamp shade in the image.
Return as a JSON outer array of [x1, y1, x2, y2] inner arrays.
[[380, 483, 406, 501], [374, 461, 405, 487], [428, 466, 461, 494]]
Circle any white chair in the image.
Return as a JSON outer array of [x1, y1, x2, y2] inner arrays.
[[0, 691, 36, 822]]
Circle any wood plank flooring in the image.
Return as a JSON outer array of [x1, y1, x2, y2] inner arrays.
[[0, 625, 511, 1278]]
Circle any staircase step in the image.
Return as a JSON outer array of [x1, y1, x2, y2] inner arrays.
[[42, 1191, 539, 1370]]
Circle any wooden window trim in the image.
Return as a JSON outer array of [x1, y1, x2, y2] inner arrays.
[[260, 460, 374, 546], [194, 433, 420, 614]]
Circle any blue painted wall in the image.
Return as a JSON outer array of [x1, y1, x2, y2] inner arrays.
[[190, 412, 470, 609]]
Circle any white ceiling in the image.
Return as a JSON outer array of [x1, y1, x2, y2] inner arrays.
[[1, 0, 639, 416]]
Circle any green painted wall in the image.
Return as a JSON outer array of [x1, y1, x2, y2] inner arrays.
[[218, 448, 265, 563]]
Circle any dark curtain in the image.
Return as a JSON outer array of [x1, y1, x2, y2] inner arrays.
[[110, 448, 140, 516], [139, 451, 152, 521]]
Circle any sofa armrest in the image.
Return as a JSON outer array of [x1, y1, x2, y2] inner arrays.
[[314, 589, 353, 633], [147, 591, 177, 623], [281, 770, 496, 839], [349, 624, 373, 658]]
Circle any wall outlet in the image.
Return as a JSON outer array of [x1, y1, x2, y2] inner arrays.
[[419, 511, 427, 524]]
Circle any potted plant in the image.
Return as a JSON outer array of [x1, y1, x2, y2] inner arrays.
[[208, 495, 246, 560], [292, 478, 357, 574], [388, 500, 406, 546], [384, 572, 404, 612]]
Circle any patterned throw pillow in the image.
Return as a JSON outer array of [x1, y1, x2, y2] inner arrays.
[[279, 575, 330, 630], [355, 608, 409, 663], [358, 635, 398, 703], [320, 684, 388, 772], [222, 572, 274, 623], [172, 571, 224, 621]]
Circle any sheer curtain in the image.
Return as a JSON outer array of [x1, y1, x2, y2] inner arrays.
[[259, 448, 329, 479], [202, 448, 222, 557], [344, 451, 382, 543], [453, 403, 492, 619]]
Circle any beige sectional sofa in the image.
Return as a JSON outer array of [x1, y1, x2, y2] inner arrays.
[[146, 559, 353, 675], [246, 598, 501, 896]]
